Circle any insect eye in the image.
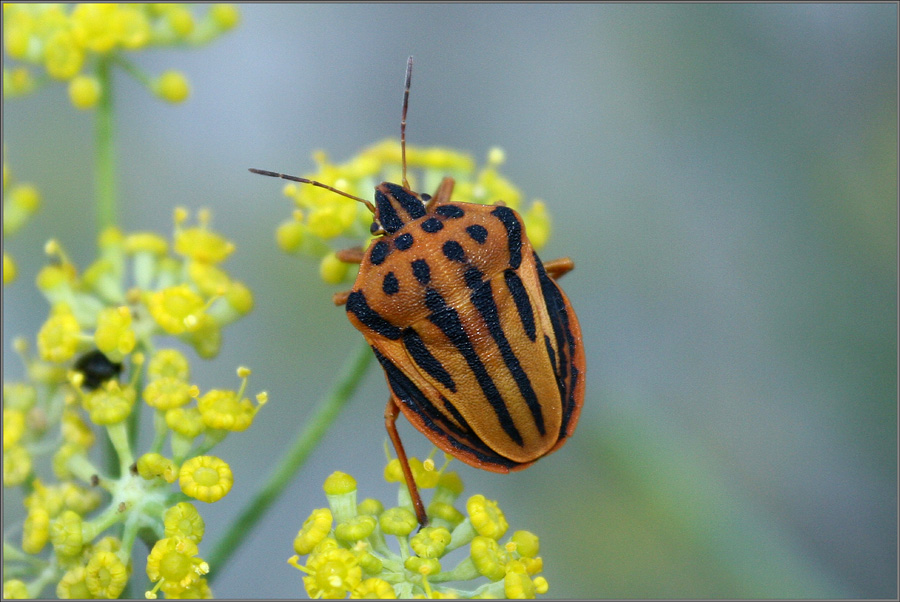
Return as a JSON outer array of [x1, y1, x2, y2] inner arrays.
[[420, 193, 432, 202], [370, 221, 385, 235]]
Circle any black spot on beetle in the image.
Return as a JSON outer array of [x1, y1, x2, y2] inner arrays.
[[436, 205, 465, 218], [383, 272, 400, 295], [395, 233, 414, 251], [421, 217, 444, 233], [412, 259, 431, 284], [442, 240, 466, 263], [466, 224, 488, 244], [370, 240, 390, 265]]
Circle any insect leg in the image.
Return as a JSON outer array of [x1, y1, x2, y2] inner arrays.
[[330, 248, 366, 306], [336, 247, 365, 264], [385, 397, 429, 527], [542, 257, 575, 280], [424, 177, 455, 211]]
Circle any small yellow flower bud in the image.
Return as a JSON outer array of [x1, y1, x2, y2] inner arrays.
[[137, 453, 178, 483], [3, 253, 16, 284], [3, 579, 29, 599], [335, 515, 377, 542], [467, 494, 509, 540], [44, 29, 84, 80], [156, 70, 191, 103], [210, 4, 241, 30], [69, 75, 101, 109], [294, 508, 333, 555], [22, 506, 50, 554], [50, 510, 84, 557], [57, 566, 91, 599], [164, 502, 205, 543], [179, 455, 233, 502], [378, 507, 417, 537], [410, 526, 452, 559], [320, 252, 350, 284], [324, 471, 357, 496]]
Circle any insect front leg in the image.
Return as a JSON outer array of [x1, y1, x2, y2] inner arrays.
[[385, 397, 429, 527], [542, 257, 575, 280], [332, 247, 366, 306]]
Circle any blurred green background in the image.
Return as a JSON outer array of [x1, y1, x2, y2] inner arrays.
[[3, 4, 896, 598]]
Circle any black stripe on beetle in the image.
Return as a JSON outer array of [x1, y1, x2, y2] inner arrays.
[[442, 240, 466, 263], [382, 272, 400, 295], [345, 291, 402, 340], [490, 206, 522, 269], [412, 259, 431, 284], [503, 270, 536, 342], [383, 183, 426, 222], [464, 266, 483, 289], [372, 347, 518, 470], [421, 217, 444, 233], [375, 188, 404, 233], [469, 279, 545, 436], [424, 288, 524, 447], [395, 233, 414, 251], [402, 327, 457, 392], [466, 224, 488, 244], [370, 240, 391, 266], [436, 205, 465, 218], [534, 253, 580, 436]]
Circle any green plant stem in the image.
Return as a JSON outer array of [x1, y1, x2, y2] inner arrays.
[[95, 56, 117, 231], [206, 341, 374, 579], [95, 56, 118, 478]]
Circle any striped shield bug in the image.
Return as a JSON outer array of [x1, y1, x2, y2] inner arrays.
[[251, 57, 585, 526]]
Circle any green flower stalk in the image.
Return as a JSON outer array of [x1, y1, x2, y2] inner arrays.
[[288, 459, 550, 599]]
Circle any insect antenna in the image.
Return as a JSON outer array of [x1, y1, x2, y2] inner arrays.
[[401, 55, 413, 191], [248, 168, 376, 214]]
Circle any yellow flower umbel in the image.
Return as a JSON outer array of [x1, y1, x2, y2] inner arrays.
[[288, 457, 550, 599], [4, 208, 263, 599], [265, 140, 554, 283], [3, 3, 240, 108]]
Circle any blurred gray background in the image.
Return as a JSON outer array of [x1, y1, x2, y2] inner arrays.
[[3, 4, 896, 598]]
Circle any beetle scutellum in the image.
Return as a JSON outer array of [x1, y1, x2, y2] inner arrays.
[[251, 57, 585, 526]]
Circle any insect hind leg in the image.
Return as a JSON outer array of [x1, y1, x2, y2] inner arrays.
[[543, 257, 575, 280], [385, 397, 429, 527]]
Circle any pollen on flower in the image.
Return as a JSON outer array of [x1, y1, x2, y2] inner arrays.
[[148, 284, 205, 334], [146, 536, 206, 596], [197, 389, 256, 431]]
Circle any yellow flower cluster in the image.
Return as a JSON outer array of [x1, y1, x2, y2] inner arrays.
[[4, 214, 261, 598], [266, 140, 553, 283], [3, 3, 239, 106], [288, 457, 550, 599]]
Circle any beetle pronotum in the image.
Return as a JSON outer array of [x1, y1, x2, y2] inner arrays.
[[252, 57, 585, 526]]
